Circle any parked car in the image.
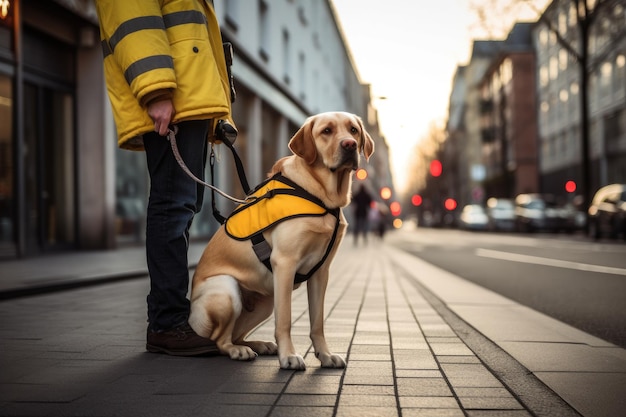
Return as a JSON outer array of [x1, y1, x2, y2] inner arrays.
[[588, 184, 626, 241], [514, 194, 567, 232], [458, 204, 489, 231], [486, 198, 515, 231]]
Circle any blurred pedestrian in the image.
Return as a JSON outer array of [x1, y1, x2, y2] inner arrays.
[[352, 185, 373, 245], [95, 0, 235, 356], [370, 203, 388, 239]]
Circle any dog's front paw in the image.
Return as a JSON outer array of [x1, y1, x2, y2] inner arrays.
[[244, 340, 278, 356], [316, 352, 346, 368], [279, 354, 306, 370], [227, 345, 258, 361]]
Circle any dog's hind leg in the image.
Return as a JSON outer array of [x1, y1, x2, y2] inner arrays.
[[189, 275, 257, 361], [233, 294, 277, 356]]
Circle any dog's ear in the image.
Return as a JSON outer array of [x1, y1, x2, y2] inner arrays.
[[288, 117, 317, 165], [356, 117, 375, 161]]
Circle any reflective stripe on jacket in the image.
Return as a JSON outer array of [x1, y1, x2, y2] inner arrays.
[[96, 0, 233, 150]]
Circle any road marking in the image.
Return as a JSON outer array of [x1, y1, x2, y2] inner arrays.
[[476, 248, 626, 276]]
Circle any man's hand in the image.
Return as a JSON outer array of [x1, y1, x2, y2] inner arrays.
[[147, 99, 175, 136]]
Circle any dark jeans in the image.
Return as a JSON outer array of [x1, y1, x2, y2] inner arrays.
[[144, 120, 210, 332]]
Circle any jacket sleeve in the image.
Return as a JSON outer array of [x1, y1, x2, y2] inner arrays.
[[95, 0, 177, 106]]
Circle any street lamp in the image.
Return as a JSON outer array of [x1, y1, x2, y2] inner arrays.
[[0, 0, 13, 27]]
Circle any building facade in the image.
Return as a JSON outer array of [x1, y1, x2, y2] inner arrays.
[[456, 41, 502, 208], [479, 23, 539, 199], [0, 0, 109, 258], [533, 0, 626, 196], [442, 0, 625, 213], [0, 0, 390, 259]]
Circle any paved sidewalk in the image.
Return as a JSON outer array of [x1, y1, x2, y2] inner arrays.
[[0, 234, 625, 417], [0, 244, 207, 299]]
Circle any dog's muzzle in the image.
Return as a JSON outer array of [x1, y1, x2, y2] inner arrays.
[[330, 139, 359, 172]]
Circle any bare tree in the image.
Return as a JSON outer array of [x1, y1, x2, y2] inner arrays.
[[468, 0, 550, 37]]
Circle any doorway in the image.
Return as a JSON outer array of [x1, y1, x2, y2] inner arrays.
[[22, 83, 75, 254]]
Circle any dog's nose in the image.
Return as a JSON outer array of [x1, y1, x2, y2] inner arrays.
[[341, 139, 357, 151]]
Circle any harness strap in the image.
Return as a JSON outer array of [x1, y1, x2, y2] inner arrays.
[[209, 147, 226, 224], [210, 120, 251, 224], [250, 208, 341, 284]]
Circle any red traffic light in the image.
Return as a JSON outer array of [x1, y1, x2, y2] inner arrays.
[[411, 194, 423, 206], [430, 160, 442, 177], [444, 198, 457, 211], [390, 201, 401, 216]]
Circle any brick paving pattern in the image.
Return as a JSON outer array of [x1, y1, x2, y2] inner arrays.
[[0, 242, 543, 417]]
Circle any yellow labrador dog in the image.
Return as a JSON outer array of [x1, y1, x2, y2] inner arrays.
[[189, 111, 374, 370]]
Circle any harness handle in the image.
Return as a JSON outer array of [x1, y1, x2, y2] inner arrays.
[[167, 126, 253, 207], [215, 120, 251, 195]]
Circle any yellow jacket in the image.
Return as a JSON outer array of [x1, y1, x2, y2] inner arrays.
[[95, 0, 233, 150]]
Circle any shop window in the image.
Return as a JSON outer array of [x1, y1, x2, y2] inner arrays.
[[115, 148, 147, 244]]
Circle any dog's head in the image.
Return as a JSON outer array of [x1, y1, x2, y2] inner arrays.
[[288, 112, 374, 172]]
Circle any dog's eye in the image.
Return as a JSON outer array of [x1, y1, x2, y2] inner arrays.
[[322, 127, 332, 134], [350, 126, 359, 134]]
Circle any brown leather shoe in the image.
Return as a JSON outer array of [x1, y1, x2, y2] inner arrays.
[[146, 323, 219, 357]]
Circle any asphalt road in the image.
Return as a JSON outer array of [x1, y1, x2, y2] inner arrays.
[[386, 226, 626, 349]]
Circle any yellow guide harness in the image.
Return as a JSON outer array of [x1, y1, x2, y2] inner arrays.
[[224, 173, 341, 284]]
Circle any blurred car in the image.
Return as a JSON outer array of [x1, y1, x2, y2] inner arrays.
[[459, 204, 489, 231], [486, 198, 515, 231], [561, 196, 586, 232], [514, 193, 567, 232], [588, 184, 626, 241]]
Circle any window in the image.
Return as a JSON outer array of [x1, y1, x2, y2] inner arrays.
[[225, 0, 239, 31], [298, 52, 306, 101], [539, 28, 548, 46], [501, 58, 512, 85], [540, 66, 549, 87], [549, 56, 558, 80], [600, 61, 612, 98], [569, 4, 577, 27], [282, 29, 291, 84], [616, 54, 625, 93], [297, 0, 308, 25], [259, 0, 269, 61], [604, 111, 622, 144], [558, 12, 567, 33], [559, 49, 568, 71]]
